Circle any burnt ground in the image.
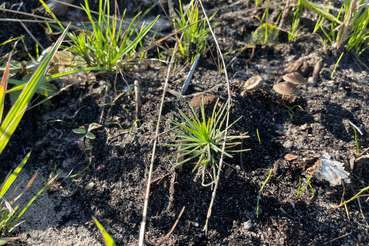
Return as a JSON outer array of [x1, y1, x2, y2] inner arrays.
[[1, 0, 369, 245]]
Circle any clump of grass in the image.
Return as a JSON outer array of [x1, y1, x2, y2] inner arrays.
[[164, 98, 249, 185], [173, 0, 217, 63], [303, 0, 369, 55], [40, 0, 159, 70]]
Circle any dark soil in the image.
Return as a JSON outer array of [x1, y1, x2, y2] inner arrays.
[[1, 1, 369, 245]]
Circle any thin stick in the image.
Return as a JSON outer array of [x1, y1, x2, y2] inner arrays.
[[357, 197, 369, 227], [322, 232, 352, 245], [138, 20, 185, 246], [134, 80, 142, 127], [19, 21, 45, 50], [198, 0, 232, 234], [346, 118, 363, 136], [155, 206, 185, 246]]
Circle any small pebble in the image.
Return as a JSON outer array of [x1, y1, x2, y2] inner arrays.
[[243, 220, 253, 230], [299, 123, 308, 131], [86, 182, 94, 190], [283, 140, 294, 150]]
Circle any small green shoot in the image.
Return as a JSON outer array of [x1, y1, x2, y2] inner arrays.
[[289, 0, 304, 42], [286, 105, 304, 119], [296, 174, 315, 199], [256, 129, 261, 144], [73, 123, 102, 140], [256, 168, 272, 218], [105, 120, 138, 133], [92, 216, 116, 246], [99, 92, 126, 106], [353, 127, 360, 154], [164, 98, 249, 186], [331, 52, 344, 79], [335, 184, 369, 209]]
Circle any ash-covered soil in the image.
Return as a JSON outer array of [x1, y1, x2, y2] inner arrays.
[[0, 0, 369, 245]]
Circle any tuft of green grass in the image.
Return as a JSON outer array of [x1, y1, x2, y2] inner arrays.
[[40, 0, 159, 71], [164, 98, 249, 185], [302, 0, 369, 55], [173, 0, 218, 63]]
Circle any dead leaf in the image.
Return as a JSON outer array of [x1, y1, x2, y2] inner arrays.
[[284, 154, 298, 161]]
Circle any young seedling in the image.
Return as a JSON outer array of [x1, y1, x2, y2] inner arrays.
[[73, 123, 102, 149], [296, 174, 315, 199], [353, 127, 360, 154], [285, 104, 304, 119], [256, 129, 261, 145], [256, 168, 273, 218]]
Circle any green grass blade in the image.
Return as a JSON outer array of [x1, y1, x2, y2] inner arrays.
[[0, 24, 70, 154], [0, 152, 30, 198], [111, 15, 159, 65], [301, 0, 343, 25], [92, 216, 116, 246]]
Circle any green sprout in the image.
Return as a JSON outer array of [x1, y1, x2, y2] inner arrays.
[[73, 123, 102, 141], [335, 184, 369, 208], [256, 129, 261, 144], [296, 174, 315, 199], [256, 168, 272, 218], [285, 104, 304, 119], [289, 0, 304, 42], [164, 98, 249, 186], [353, 127, 360, 154], [73, 123, 102, 150], [173, 0, 218, 63]]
